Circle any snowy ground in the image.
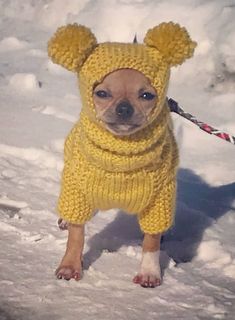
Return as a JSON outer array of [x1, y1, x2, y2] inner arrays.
[[0, 0, 235, 319]]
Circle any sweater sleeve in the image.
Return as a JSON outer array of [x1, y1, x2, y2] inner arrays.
[[137, 179, 176, 234], [57, 125, 93, 224], [57, 161, 93, 224]]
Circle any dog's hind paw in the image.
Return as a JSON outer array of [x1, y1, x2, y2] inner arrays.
[[58, 218, 69, 230]]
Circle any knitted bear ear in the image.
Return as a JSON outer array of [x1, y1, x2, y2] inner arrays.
[[144, 22, 197, 67], [48, 24, 97, 72]]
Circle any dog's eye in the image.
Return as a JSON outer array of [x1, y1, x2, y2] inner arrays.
[[95, 90, 110, 98], [139, 92, 156, 101]]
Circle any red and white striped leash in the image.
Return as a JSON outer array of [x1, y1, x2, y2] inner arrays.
[[168, 98, 235, 145]]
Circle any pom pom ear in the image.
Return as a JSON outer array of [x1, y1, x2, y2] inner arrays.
[[144, 22, 197, 67], [48, 24, 97, 72]]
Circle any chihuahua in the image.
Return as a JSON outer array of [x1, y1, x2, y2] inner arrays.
[[48, 22, 196, 288]]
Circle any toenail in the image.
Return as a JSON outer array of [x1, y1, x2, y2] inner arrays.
[[141, 282, 149, 288], [74, 273, 80, 280]]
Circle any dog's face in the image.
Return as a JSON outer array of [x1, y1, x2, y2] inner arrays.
[[93, 69, 157, 136]]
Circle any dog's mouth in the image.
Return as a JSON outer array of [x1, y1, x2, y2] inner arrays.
[[105, 122, 141, 135]]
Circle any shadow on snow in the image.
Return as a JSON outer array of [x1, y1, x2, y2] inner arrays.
[[83, 168, 235, 271]]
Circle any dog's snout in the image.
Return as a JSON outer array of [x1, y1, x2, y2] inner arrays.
[[115, 101, 134, 120]]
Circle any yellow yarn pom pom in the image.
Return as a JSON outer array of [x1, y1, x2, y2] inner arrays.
[[144, 22, 197, 66], [48, 24, 97, 72]]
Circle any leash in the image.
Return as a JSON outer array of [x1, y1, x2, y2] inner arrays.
[[168, 98, 235, 145]]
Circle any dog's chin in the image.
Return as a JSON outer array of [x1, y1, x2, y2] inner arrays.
[[105, 123, 142, 136]]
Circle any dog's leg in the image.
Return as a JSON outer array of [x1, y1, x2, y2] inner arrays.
[[55, 223, 84, 281], [133, 233, 161, 288]]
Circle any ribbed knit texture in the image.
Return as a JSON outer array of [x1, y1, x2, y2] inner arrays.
[[48, 22, 196, 233]]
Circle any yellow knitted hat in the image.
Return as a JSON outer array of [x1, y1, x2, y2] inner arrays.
[[48, 22, 196, 125]]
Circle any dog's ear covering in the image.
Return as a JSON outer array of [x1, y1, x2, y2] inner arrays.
[[48, 24, 97, 72], [144, 22, 197, 67]]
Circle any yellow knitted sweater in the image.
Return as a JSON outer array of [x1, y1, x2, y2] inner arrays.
[[57, 103, 178, 234], [48, 22, 196, 234]]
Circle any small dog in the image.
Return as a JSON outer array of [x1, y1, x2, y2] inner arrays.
[[48, 22, 196, 288]]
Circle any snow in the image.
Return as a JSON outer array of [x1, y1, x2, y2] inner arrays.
[[0, 0, 235, 319], [9, 73, 40, 91], [0, 37, 28, 52]]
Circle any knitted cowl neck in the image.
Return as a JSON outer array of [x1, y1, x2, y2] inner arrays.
[[77, 104, 171, 173]]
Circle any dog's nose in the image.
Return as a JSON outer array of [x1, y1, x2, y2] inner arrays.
[[115, 101, 134, 120]]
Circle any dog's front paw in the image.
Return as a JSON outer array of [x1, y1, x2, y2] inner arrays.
[[133, 273, 161, 288], [55, 266, 82, 281], [55, 250, 83, 281], [133, 251, 161, 288]]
